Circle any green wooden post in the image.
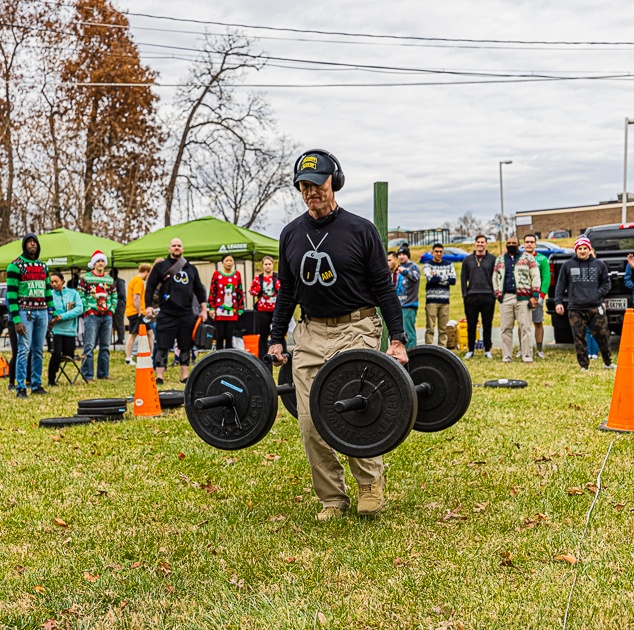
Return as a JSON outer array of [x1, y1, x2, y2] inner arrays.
[[374, 182, 389, 252], [374, 182, 389, 351]]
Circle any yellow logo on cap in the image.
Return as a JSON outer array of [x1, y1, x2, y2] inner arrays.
[[300, 156, 318, 171]]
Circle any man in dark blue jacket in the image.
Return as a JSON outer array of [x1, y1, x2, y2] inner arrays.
[[555, 235, 615, 371]]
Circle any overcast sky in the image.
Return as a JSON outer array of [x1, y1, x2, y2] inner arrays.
[[117, 0, 634, 238]]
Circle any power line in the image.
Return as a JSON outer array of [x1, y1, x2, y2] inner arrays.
[[32, 0, 634, 47]]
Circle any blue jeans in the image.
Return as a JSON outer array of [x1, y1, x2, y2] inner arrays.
[[16, 309, 48, 391], [82, 315, 112, 379]]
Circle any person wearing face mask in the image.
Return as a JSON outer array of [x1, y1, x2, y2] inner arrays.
[[492, 235, 541, 363], [555, 235, 615, 372]]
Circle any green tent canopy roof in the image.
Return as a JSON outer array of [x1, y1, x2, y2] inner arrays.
[[111, 216, 279, 265], [0, 228, 120, 271]]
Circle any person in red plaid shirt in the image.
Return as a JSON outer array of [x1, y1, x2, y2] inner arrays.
[[249, 256, 286, 360], [208, 254, 244, 350]]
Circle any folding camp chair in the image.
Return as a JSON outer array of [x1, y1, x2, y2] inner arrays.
[[55, 355, 89, 385]]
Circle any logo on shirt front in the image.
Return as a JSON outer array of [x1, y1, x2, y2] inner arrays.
[[174, 271, 189, 285], [300, 234, 337, 287]]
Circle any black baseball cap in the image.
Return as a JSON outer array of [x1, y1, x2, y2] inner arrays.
[[294, 152, 336, 188]]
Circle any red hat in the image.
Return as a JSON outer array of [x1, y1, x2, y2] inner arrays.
[[88, 250, 108, 269], [574, 236, 592, 252]]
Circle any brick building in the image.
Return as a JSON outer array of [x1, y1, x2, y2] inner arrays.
[[515, 196, 634, 239]]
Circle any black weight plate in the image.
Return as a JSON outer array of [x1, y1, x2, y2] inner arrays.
[[184, 349, 278, 450], [277, 354, 297, 419], [77, 405, 127, 415], [78, 398, 128, 409], [484, 379, 528, 388], [40, 416, 92, 428], [407, 346, 472, 433], [310, 349, 417, 458], [89, 413, 125, 422], [159, 389, 185, 408]]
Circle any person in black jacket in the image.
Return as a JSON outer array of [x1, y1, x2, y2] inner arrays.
[[144, 238, 208, 384], [460, 234, 496, 359], [268, 149, 407, 522], [555, 235, 615, 371]]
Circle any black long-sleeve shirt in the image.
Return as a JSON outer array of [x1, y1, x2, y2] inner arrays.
[[460, 252, 496, 298], [270, 208, 403, 343], [145, 256, 207, 318]]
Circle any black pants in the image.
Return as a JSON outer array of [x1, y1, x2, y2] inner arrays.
[[113, 302, 126, 343], [464, 293, 496, 352], [255, 310, 287, 359], [215, 320, 237, 350], [48, 335, 77, 384]]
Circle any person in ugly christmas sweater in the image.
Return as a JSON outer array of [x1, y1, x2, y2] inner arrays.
[[208, 254, 245, 350]]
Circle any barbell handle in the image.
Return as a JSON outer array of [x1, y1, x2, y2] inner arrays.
[[415, 382, 433, 398], [277, 383, 295, 396], [194, 392, 235, 410], [334, 395, 368, 413], [263, 352, 292, 366]]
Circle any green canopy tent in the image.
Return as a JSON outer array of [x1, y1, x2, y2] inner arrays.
[[110, 216, 279, 265], [0, 228, 120, 271]]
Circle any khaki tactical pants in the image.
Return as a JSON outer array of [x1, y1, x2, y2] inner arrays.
[[499, 293, 533, 361], [292, 312, 384, 509], [425, 302, 450, 347]]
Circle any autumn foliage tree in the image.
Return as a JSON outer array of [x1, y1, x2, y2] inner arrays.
[[59, 0, 164, 239]]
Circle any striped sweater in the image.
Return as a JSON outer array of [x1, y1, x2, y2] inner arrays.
[[423, 260, 457, 304], [6, 256, 55, 324]]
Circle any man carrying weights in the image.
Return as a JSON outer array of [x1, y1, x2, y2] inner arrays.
[[268, 149, 408, 521]]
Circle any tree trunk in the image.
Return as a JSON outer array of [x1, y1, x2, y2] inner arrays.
[[82, 96, 99, 233]]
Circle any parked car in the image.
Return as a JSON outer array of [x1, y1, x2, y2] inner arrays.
[[419, 247, 469, 263], [520, 241, 574, 257], [547, 230, 570, 239], [387, 238, 409, 249]]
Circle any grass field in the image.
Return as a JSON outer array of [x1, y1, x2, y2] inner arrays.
[[0, 343, 631, 629]]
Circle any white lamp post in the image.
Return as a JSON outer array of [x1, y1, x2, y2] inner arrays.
[[499, 160, 512, 252], [623, 118, 634, 224]]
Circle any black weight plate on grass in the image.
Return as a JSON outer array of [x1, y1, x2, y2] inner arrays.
[[184, 349, 278, 450], [310, 349, 417, 458], [39, 416, 92, 428], [77, 405, 127, 415], [484, 379, 528, 388], [78, 398, 128, 409], [159, 389, 184, 408], [407, 346, 472, 433], [89, 413, 125, 422], [277, 354, 297, 419]]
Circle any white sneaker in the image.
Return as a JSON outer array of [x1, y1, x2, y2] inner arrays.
[[516, 351, 522, 358], [485, 351, 493, 359], [536, 351, 545, 359], [604, 363, 617, 370], [464, 352, 474, 359], [580, 367, 589, 372], [502, 357, 512, 363], [522, 357, 534, 363], [125, 357, 136, 366], [589, 354, 599, 360]]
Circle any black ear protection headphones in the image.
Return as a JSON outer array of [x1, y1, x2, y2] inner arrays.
[[293, 149, 345, 192]]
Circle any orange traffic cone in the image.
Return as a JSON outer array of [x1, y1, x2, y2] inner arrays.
[[133, 323, 162, 417], [599, 308, 634, 431]]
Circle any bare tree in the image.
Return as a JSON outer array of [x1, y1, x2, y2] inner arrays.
[[487, 212, 515, 241], [165, 31, 271, 226], [454, 211, 483, 238], [191, 134, 296, 229]]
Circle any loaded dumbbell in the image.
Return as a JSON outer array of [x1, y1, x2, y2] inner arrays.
[[183, 346, 472, 457], [184, 350, 297, 450], [309, 346, 472, 458]]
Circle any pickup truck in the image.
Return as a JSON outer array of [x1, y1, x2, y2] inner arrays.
[[545, 223, 634, 343]]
